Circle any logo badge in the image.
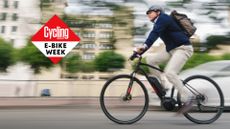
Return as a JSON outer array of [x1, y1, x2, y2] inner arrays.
[[32, 15, 80, 64]]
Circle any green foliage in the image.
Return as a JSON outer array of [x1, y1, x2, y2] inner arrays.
[[64, 54, 82, 73], [94, 51, 125, 72], [206, 35, 229, 49], [19, 39, 53, 74], [0, 38, 15, 72], [159, 63, 166, 70], [80, 61, 95, 73], [182, 0, 192, 3], [41, 0, 51, 3], [64, 54, 95, 73], [183, 53, 220, 70], [183, 53, 230, 70], [221, 53, 230, 60], [64, 51, 126, 73]]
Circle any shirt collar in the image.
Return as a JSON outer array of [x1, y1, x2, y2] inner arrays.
[[152, 12, 161, 23], [153, 16, 159, 23]]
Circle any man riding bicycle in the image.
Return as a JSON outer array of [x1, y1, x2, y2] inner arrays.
[[136, 5, 194, 114]]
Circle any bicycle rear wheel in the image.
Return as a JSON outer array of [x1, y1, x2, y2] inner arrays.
[[100, 74, 149, 124], [178, 75, 224, 124]]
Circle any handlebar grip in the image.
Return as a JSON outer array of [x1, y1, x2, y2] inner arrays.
[[129, 51, 139, 61]]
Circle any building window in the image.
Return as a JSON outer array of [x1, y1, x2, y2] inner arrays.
[[83, 32, 95, 38], [11, 26, 17, 33], [81, 43, 96, 49], [82, 53, 95, 60], [96, 23, 112, 29], [13, 1, 19, 9], [12, 13, 18, 21], [1, 26, 5, 34], [0, 13, 7, 21], [99, 44, 113, 50], [3, 0, 9, 8], [99, 32, 112, 39]]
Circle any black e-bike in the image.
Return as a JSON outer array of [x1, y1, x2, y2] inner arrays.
[[100, 52, 224, 124]]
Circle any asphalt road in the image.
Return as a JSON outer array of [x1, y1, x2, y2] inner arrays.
[[0, 108, 229, 129]]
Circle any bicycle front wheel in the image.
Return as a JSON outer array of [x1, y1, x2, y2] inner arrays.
[[179, 75, 224, 124], [100, 74, 149, 124]]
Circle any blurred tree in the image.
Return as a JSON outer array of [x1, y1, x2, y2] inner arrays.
[[0, 38, 15, 72], [41, 0, 51, 3], [63, 54, 82, 73], [19, 38, 53, 74], [182, 0, 192, 3], [63, 54, 95, 73], [183, 53, 219, 70], [94, 51, 125, 72], [206, 35, 230, 49], [80, 61, 95, 73]]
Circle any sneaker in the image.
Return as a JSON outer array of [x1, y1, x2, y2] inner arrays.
[[176, 98, 194, 115]]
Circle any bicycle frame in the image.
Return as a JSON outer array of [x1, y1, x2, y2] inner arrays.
[[127, 57, 175, 101]]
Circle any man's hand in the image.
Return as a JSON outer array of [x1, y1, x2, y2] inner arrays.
[[135, 44, 148, 54]]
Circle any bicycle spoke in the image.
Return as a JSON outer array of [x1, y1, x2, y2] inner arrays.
[[184, 83, 202, 96]]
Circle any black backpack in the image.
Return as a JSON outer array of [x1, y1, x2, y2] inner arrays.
[[170, 10, 197, 37]]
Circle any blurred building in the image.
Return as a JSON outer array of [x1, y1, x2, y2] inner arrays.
[[0, 0, 66, 81], [0, 0, 41, 97], [40, 0, 67, 24], [60, 0, 134, 79], [64, 0, 115, 61], [0, 0, 41, 48], [68, 16, 115, 60]]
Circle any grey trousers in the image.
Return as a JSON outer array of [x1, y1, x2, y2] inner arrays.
[[146, 45, 194, 102]]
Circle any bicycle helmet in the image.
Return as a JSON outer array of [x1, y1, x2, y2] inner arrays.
[[146, 5, 164, 14]]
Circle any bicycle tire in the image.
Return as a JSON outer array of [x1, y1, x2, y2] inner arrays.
[[100, 74, 149, 124], [178, 75, 224, 124]]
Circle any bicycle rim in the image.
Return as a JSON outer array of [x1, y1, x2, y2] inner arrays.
[[179, 75, 224, 124], [100, 74, 149, 124]]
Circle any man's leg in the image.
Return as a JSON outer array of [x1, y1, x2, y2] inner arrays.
[[145, 49, 171, 89], [164, 45, 193, 102]]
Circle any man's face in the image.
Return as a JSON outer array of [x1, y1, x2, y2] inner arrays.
[[147, 11, 158, 21]]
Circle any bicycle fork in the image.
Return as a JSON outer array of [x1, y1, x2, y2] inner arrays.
[[123, 72, 136, 101]]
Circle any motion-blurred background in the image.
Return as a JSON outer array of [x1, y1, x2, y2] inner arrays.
[[0, 0, 229, 106]]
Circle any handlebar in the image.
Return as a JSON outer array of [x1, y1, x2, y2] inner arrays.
[[129, 45, 148, 61], [129, 51, 141, 61]]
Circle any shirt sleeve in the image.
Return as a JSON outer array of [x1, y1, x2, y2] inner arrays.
[[144, 16, 170, 48]]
